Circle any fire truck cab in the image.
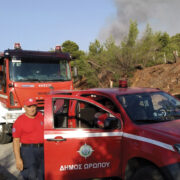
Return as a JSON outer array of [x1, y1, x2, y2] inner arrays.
[[44, 85, 180, 180], [0, 43, 73, 144]]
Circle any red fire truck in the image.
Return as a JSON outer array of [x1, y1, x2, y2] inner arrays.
[[0, 43, 73, 144], [43, 82, 180, 180]]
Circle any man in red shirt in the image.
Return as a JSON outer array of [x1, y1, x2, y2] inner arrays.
[[95, 100, 115, 128], [12, 98, 44, 180]]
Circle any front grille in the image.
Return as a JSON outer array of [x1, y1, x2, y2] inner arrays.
[[36, 99, 44, 107]]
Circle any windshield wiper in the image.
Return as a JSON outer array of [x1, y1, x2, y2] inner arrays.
[[16, 78, 42, 82]]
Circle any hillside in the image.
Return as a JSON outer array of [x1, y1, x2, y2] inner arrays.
[[131, 60, 180, 95], [75, 59, 180, 95], [74, 52, 180, 95]]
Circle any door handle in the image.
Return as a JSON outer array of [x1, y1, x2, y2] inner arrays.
[[47, 136, 66, 142]]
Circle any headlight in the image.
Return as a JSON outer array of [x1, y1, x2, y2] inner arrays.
[[174, 144, 180, 153]]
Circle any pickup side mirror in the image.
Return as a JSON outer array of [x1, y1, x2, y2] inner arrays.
[[104, 117, 120, 129]]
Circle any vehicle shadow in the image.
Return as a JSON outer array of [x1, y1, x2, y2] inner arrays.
[[0, 164, 18, 180], [0, 153, 23, 180]]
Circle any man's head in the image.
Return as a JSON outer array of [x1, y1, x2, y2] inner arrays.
[[24, 98, 37, 118]]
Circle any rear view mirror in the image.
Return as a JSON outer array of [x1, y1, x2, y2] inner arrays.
[[104, 117, 120, 129]]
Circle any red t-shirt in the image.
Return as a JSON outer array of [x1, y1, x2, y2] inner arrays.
[[12, 112, 44, 144]]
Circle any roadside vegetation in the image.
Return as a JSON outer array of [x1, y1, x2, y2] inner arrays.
[[60, 21, 180, 88]]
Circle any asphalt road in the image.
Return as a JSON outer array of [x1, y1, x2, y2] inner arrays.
[[0, 143, 23, 180]]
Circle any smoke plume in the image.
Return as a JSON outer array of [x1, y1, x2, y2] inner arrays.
[[99, 0, 180, 44]]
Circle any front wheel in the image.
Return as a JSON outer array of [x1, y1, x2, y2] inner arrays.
[[132, 166, 164, 180], [0, 124, 12, 144]]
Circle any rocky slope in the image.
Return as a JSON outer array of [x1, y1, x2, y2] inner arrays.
[[131, 61, 180, 95], [75, 54, 180, 95]]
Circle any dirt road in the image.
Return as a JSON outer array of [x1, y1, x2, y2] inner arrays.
[[0, 143, 23, 180]]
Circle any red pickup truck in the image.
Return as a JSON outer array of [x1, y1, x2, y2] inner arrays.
[[43, 85, 180, 180]]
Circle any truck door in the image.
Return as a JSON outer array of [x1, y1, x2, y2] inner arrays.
[[44, 95, 123, 180]]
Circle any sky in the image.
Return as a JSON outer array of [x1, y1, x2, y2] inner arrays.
[[0, 0, 180, 52], [0, 0, 115, 52]]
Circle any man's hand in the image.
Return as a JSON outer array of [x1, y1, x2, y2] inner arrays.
[[13, 138, 23, 171], [15, 157, 23, 171]]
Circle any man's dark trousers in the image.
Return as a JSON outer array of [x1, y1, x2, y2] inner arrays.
[[20, 145, 44, 180]]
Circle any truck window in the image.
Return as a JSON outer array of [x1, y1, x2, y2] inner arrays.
[[53, 99, 69, 128], [117, 91, 180, 124], [0, 61, 6, 92], [53, 98, 119, 129], [76, 101, 98, 128], [151, 94, 169, 110], [76, 100, 118, 129], [81, 94, 119, 113], [9, 58, 71, 82]]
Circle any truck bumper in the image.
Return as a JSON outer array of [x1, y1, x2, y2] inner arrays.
[[161, 162, 180, 180]]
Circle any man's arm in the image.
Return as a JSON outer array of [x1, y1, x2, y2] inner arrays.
[[13, 138, 23, 171]]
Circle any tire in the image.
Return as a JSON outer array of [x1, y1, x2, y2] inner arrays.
[[0, 124, 12, 144], [132, 166, 164, 180]]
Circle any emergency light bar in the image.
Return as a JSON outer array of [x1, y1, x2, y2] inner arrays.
[[14, 43, 21, 49], [119, 80, 127, 88]]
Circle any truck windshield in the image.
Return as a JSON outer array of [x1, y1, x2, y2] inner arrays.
[[117, 92, 180, 124], [9, 58, 71, 82]]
